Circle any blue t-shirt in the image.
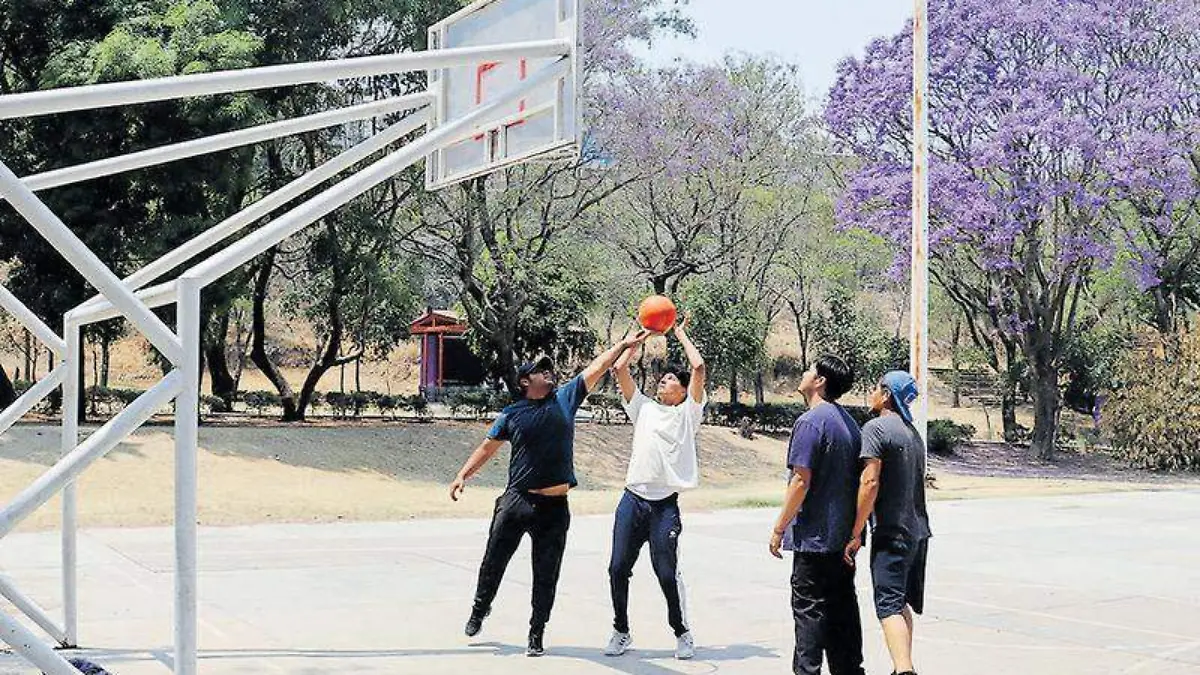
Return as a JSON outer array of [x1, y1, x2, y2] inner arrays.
[[487, 375, 589, 491], [782, 402, 863, 554]]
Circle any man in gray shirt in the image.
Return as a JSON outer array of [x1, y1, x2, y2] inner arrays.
[[843, 370, 931, 675]]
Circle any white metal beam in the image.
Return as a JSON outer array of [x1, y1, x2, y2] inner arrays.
[[0, 371, 183, 540], [69, 110, 430, 324], [0, 364, 65, 437], [188, 58, 570, 286], [0, 161, 183, 364], [0, 40, 569, 120], [0, 285, 65, 356], [22, 93, 431, 192], [0, 576, 68, 646], [0, 609, 76, 675]]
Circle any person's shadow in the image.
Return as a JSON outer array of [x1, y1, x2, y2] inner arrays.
[[472, 641, 779, 673]]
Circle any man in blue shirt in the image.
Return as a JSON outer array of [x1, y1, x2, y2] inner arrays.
[[450, 330, 650, 656], [769, 354, 866, 675]]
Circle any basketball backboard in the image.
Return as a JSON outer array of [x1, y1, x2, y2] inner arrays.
[[425, 0, 580, 190]]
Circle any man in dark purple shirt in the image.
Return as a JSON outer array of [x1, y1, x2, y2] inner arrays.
[[769, 354, 866, 675]]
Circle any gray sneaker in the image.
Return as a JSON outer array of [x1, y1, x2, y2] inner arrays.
[[675, 631, 695, 660], [604, 631, 632, 656]]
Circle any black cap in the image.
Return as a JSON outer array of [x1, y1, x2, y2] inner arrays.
[[517, 354, 555, 380]]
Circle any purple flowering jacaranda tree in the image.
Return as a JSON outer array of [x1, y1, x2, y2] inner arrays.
[[825, 0, 1200, 459]]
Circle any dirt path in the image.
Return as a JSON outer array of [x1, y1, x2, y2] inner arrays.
[[0, 422, 1193, 531]]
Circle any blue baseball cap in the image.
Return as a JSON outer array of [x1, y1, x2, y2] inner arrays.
[[517, 354, 555, 380], [881, 370, 919, 423]]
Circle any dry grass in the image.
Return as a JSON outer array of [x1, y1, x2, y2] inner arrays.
[[0, 420, 1191, 532]]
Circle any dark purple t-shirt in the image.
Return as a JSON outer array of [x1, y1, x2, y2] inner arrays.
[[782, 402, 863, 553]]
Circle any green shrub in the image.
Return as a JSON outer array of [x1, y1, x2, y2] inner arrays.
[[587, 393, 624, 424], [350, 390, 379, 417], [377, 394, 400, 419], [928, 419, 975, 455], [1106, 334, 1200, 471], [324, 392, 352, 418], [406, 394, 430, 419], [243, 390, 280, 415]]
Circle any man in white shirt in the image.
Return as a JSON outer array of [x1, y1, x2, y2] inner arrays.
[[604, 318, 707, 660]]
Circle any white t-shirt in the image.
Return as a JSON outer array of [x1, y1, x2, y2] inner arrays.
[[621, 390, 705, 500]]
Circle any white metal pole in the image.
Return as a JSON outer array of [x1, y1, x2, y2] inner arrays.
[[70, 281, 179, 326], [0, 285, 66, 357], [189, 58, 571, 286], [0, 363, 65, 437], [0, 371, 183, 540], [22, 93, 432, 192], [70, 110, 430, 322], [0, 161, 183, 365], [0, 40, 570, 120], [910, 0, 931, 444], [60, 319, 80, 647], [0, 576, 68, 645], [174, 279, 201, 675], [0, 609, 77, 675]]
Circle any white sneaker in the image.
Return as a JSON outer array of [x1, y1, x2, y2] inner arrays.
[[675, 631, 695, 660], [604, 631, 632, 656]]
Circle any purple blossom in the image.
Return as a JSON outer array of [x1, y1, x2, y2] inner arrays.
[[825, 0, 1200, 289]]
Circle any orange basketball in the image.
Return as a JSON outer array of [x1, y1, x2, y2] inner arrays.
[[638, 295, 677, 333]]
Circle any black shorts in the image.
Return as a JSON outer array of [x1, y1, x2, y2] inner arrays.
[[870, 535, 928, 620]]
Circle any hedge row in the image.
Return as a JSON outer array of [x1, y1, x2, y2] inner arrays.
[[11, 379, 977, 454]]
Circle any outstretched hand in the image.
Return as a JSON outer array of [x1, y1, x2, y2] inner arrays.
[[673, 315, 689, 334], [621, 329, 652, 348]]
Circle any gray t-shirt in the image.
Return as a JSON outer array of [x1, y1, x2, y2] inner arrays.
[[861, 414, 931, 542]]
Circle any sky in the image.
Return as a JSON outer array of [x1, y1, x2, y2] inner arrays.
[[636, 0, 913, 100]]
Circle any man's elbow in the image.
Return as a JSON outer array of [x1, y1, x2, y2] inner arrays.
[[692, 361, 706, 374]]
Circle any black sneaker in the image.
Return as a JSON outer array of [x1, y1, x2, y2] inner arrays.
[[526, 631, 545, 657], [464, 608, 490, 637]]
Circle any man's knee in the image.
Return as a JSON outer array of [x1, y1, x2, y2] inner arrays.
[[608, 557, 634, 580]]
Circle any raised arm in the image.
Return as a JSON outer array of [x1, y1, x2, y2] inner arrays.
[[582, 329, 650, 392], [449, 438, 505, 501], [613, 337, 641, 404], [673, 318, 706, 401]]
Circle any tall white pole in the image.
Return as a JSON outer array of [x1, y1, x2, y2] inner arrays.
[[174, 280, 202, 675], [60, 319, 80, 647], [911, 0, 930, 445]]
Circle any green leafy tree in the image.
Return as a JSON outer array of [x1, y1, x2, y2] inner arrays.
[[679, 278, 767, 403]]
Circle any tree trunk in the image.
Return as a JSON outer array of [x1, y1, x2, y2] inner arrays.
[[789, 300, 809, 369], [495, 335, 518, 395], [1027, 335, 1061, 460], [295, 221, 360, 419], [355, 359, 361, 393], [950, 318, 962, 409], [754, 372, 766, 405], [0, 365, 15, 407], [100, 336, 111, 388], [1001, 390, 1018, 443], [1149, 287, 1175, 335], [205, 310, 237, 413], [730, 371, 740, 405], [23, 329, 32, 382], [1000, 341, 1021, 442], [249, 248, 301, 421]]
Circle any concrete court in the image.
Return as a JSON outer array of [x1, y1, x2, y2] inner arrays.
[[0, 489, 1197, 674]]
